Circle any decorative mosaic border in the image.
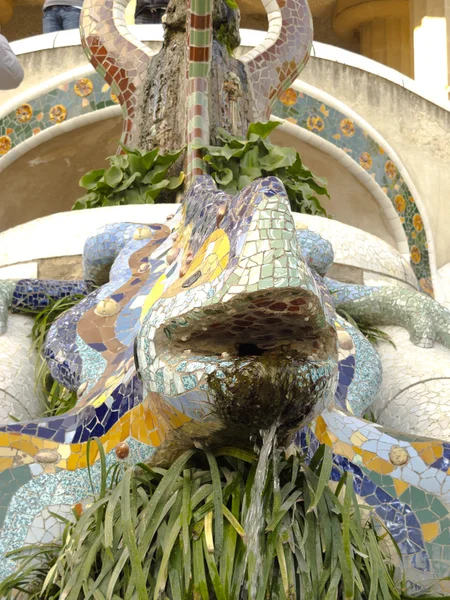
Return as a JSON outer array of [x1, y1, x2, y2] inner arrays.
[[0, 70, 434, 296]]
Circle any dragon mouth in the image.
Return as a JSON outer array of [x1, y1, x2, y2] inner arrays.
[[163, 288, 336, 363], [146, 289, 339, 437]]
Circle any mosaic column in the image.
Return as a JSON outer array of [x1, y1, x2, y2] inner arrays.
[[333, 0, 413, 77], [185, 0, 213, 183]]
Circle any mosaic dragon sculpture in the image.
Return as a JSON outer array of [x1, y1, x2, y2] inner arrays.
[[1, 0, 450, 594]]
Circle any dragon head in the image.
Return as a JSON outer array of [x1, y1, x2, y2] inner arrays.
[[137, 176, 338, 442]]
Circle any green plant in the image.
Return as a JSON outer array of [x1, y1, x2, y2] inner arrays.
[[337, 308, 396, 349], [1, 439, 437, 600], [216, 24, 235, 56], [197, 121, 330, 216], [72, 145, 185, 210], [20, 293, 85, 417]]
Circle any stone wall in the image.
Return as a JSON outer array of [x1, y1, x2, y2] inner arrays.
[[302, 57, 450, 269]]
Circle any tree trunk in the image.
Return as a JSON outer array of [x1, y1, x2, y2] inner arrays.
[[135, 0, 257, 160]]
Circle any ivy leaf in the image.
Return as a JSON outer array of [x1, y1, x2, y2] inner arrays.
[[221, 145, 248, 161], [167, 172, 185, 189], [128, 154, 147, 177], [79, 169, 105, 190], [240, 145, 259, 168], [105, 166, 124, 187], [213, 169, 234, 185], [216, 128, 244, 144], [108, 155, 129, 170], [246, 121, 280, 140], [155, 148, 184, 166], [141, 148, 159, 171], [118, 142, 140, 156], [114, 172, 141, 192], [72, 192, 95, 210], [237, 175, 253, 189], [240, 167, 262, 180], [259, 146, 297, 171]]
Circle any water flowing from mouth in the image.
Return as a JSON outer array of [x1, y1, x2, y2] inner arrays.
[[243, 422, 278, 599]]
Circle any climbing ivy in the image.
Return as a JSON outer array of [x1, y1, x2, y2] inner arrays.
[[72, 145, 185, 210], [196, 120, 330, 216]]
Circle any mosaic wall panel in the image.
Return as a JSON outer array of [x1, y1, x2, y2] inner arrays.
[[0, 73, 119, 156], [273, 88, 432, 295]]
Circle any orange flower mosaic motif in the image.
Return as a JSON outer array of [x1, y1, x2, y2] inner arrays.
[[385, 160, 397, 179], [110, 90, 119, 104], [409, 196, 415, 203], [74, 78, 94, 98], [0, 135, 11, 155], [306, 115, 324, 133], [49, 104, 67, 123], [411, 245, 421, 264], [279, 87, 298, 106], [359, 152, 372, 170], [15, 104, 33, 123], [394, 195, 406, 213], [420, 278, 434, 296], [340, 118, 355, 137], [413, 214, 423, 232]]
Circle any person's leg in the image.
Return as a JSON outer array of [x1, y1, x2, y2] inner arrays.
[[43, 6, 62, 34], [60, 6, 81, 30], [135, 9, 165, 24]]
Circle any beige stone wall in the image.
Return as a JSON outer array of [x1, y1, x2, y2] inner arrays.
[[302, 57, 450, 269], [0, 117, 123, 232], [270, 129, 398, 249]]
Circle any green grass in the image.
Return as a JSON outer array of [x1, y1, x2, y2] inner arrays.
[[337, 308, 396, 349], [0, 440, 441, 600], [20, 293, 85, 418]]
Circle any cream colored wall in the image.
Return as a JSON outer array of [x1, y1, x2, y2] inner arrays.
[[270, 129, 398, 249], [0, 118, 123, 232], [302, 57, 450, 269]]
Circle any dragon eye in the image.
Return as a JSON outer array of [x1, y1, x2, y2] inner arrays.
[[133, 338, 142, 381]]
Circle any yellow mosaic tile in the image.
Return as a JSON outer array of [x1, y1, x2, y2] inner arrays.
[[393, 479, 409, 497], [422, 522, 440, 542]]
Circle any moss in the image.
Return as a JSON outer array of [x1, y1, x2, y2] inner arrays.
[[207, 353, 329, 435], [216, 23, 235, 57]]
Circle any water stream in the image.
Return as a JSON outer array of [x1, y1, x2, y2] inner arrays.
[[243, 422, 278, 599]]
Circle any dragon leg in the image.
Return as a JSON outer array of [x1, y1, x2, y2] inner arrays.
[[326, 278, 450, 349], [82, 222, 158, 290], [299, 409, 450, 594]]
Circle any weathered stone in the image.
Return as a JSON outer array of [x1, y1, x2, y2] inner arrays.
[[389, 445, 409, 466], [35, 449, 60, 464]]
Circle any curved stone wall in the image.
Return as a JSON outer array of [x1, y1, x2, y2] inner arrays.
[[0, 67, 437, 297]]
